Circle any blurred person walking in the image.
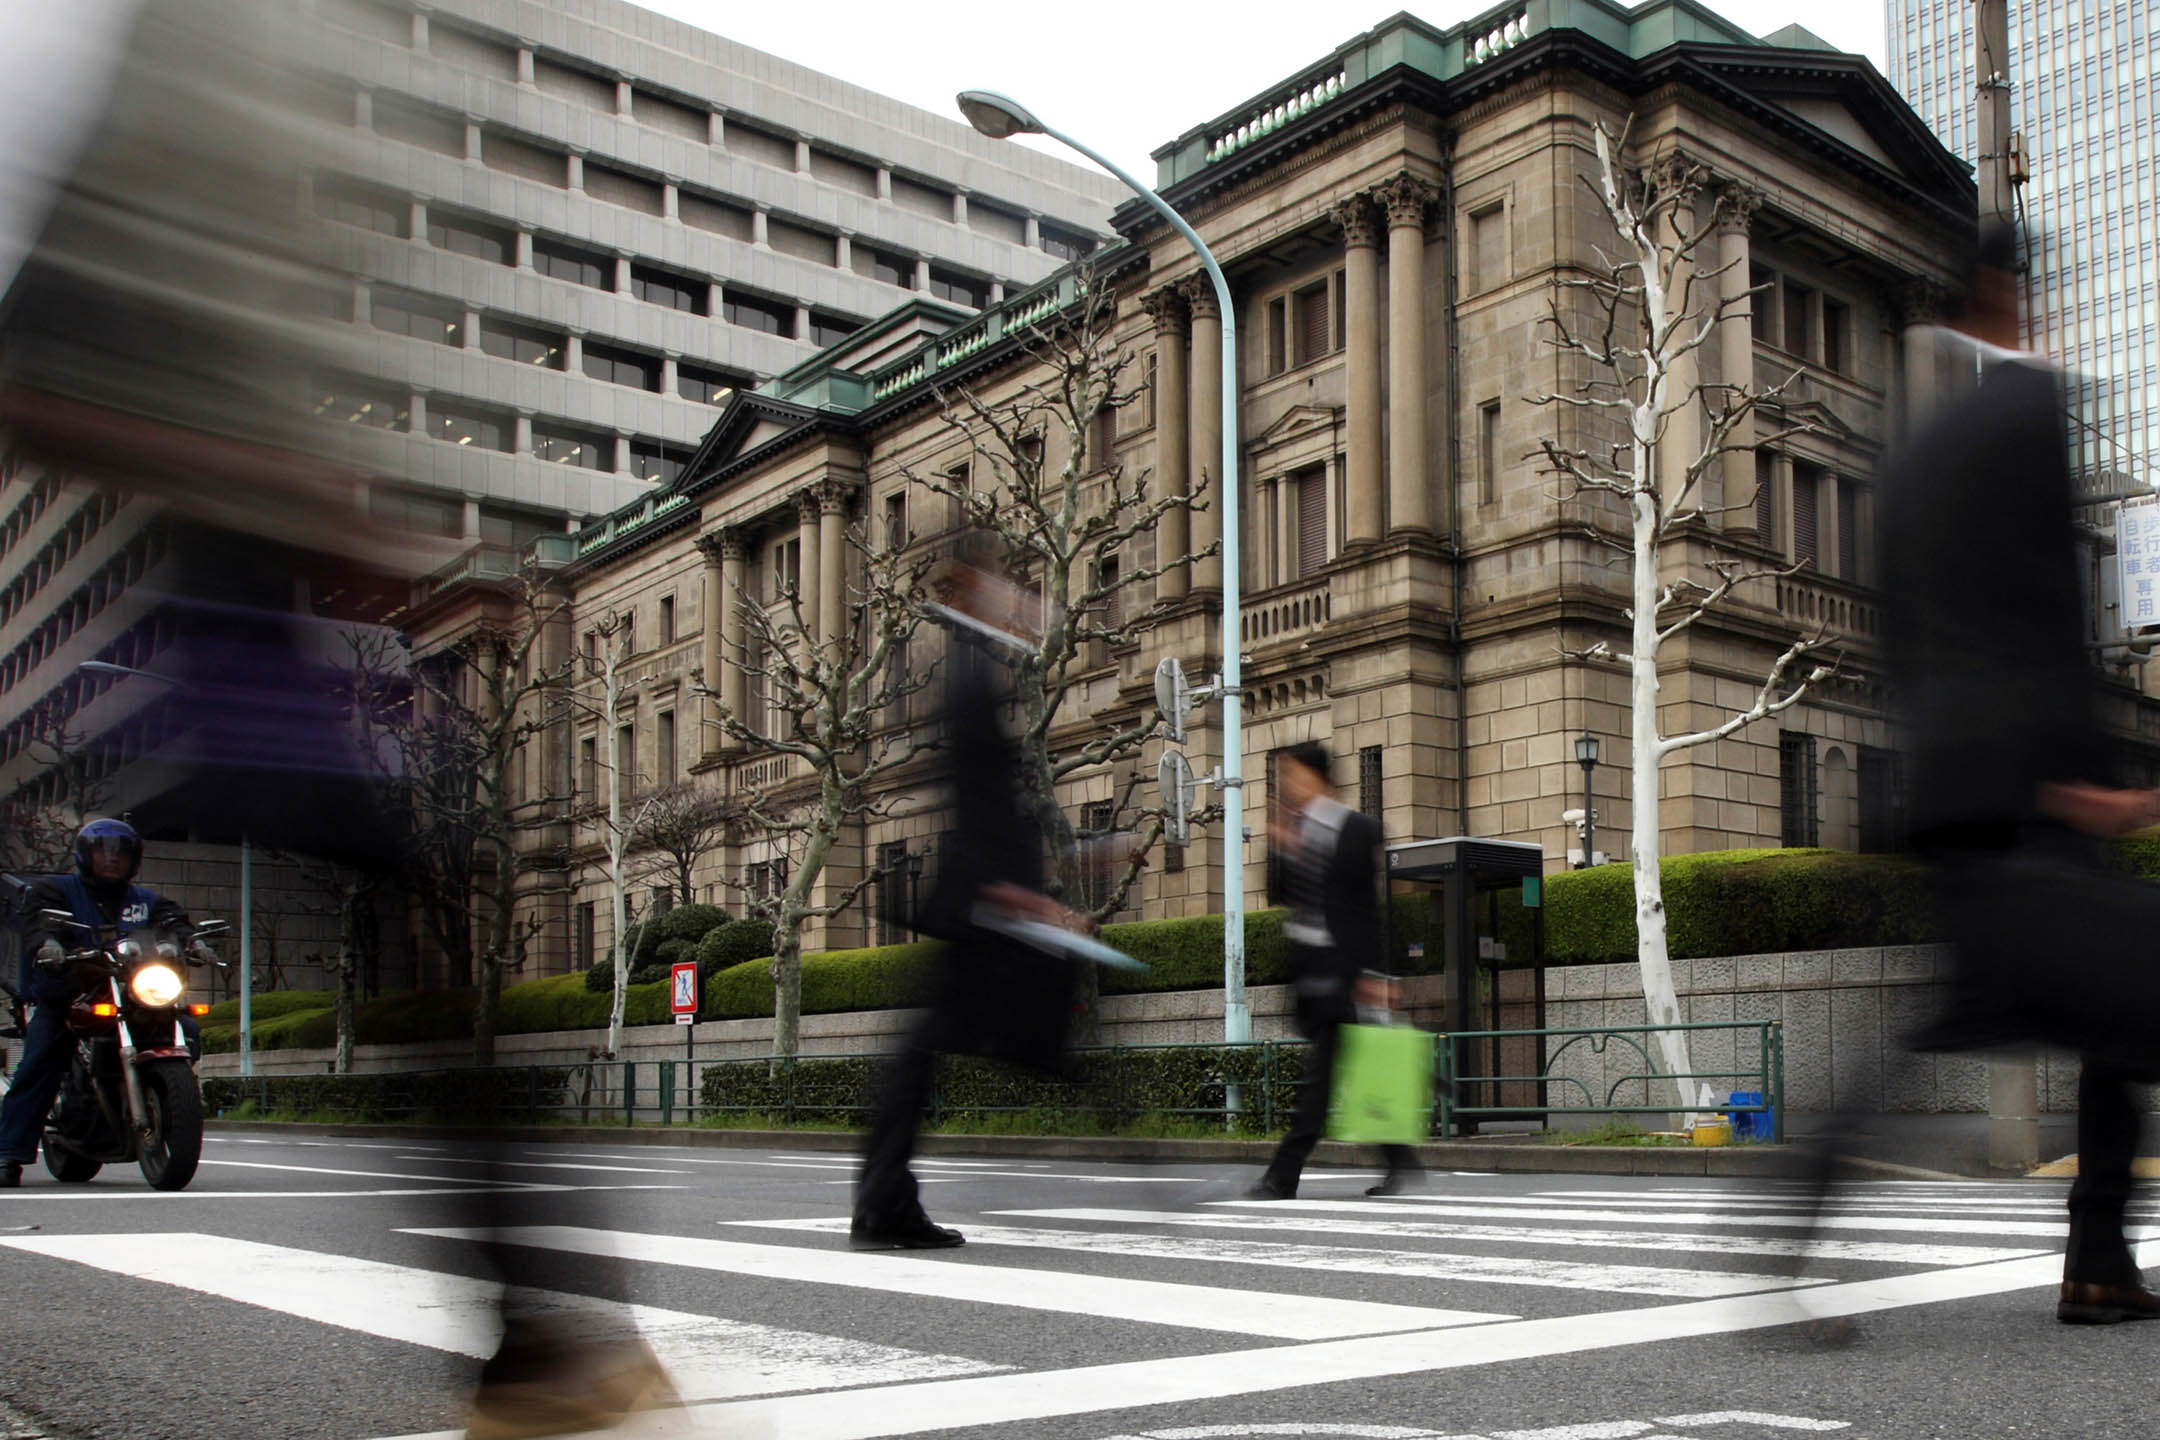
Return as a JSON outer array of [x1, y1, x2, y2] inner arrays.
[[1246, 742, 1420, 1201], [1879, 221, 2160, 1323], [852, 533, 1094, 1249]]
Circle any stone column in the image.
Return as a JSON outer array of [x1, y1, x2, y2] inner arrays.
[[1379, 175, 1437, 535], [816, 482, 849, 652], [1331, 195, 1383, 547], [696, 532, 734, 753], [720, 531, 747, 743], [1899, 280, 1949, 433], [1185, 279, 1223, 591], [1144, 288, 1191, 600], [1822, 473, 1844, 580], [1717, 186, 1762, 540], [796, 490, 822, 640]]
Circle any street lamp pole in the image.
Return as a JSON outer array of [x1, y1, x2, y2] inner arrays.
[[956, 91, 1249, 1044], [77, 660, 252, 1074], [1574, 731, 1601, 869]]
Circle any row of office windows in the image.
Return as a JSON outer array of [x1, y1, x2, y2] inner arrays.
[[312, 375, 698, 484], [1749, 265, 1858, 378], [4, 692, 189, 813], [0, 489, 126, 630], [319, 0, 1096, 268], [0, 469, 68, 565], [0, 608, 180, 767], [0, 522, 170, 706]]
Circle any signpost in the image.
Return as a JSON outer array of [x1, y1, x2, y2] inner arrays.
[[671, 961, 698, 1120]]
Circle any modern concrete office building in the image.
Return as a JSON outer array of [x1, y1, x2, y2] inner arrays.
[[1888, 0, 2159, 502]]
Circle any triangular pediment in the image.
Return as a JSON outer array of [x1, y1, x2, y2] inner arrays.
[[1254, 404, 1342, 449]]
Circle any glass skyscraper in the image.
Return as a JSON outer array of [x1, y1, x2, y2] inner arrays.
[[1888, 1, 2159, 498]]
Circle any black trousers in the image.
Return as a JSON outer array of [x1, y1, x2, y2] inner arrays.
[[2067, 1058, 2143, 1285], [856, 1020, 940, 1226], [1259, 1019, 1416, 1196]]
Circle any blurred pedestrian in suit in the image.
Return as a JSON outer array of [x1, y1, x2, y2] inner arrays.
[[1879, 221, 2160, 1323], [853, 531, 1093, 1249], [1246, 741, 1420, 1200]]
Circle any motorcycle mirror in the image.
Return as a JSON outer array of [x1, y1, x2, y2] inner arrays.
[[39, 909, 90, 929], [192, 920, 230, 935]]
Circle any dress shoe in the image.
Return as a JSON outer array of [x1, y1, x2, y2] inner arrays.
[[466, 1331, 680, 1439], [0, 1161, 20, 1188], [1366, 1170, 1421, 1197], [2057, 1280, 2160, 1324], [1243, 1180, 1293, 1201], [850, 1215, 965, 1250]]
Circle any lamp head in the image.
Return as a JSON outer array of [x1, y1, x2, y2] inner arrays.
[[1575, 732, 1601, 767], [957, 90, 1042, 140]]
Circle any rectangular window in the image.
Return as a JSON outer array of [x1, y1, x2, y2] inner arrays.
[[726, 121, 797, 170], [427, 211, 513, 264], [1754, 450, 1777, 546], [370, 485, 462, 536], [374, 95, 465, 157], [1294, 281, 1330, 365], [1264, 297, 1287, 377], [875, 840, 909, 946], [313, 374, 410, 431], [1479, 400, 1502, 506], [1077, 800, 1116, 911], [315, 177, 407, 237], [480, 130, 567, 187], [630, 441, 690, 485], [852, 246, 914, 289], [534, 58, 615, 110], [585, 163, 664, 216], [723, 291, 793, 336], [582, 341, 660, 390], [1783, 281, 1814, 361], [656, 711, 676, 786], [968, 200, 1027, 245], [579, 735, 597, 800], [576, 902, 595, 968], [632, 264, 708, 315], [927, 266, 987, 309], [890, 174, 951, 220], [1779, 730, 1819, 848], [1358, 745, 1384, 820], [807, 147, 877, 196], [1822, 297, 1850, 375], [427, 21, 516, 79], [1472, 204, 1506, 292], [767, 218, 834, 265], [679, 190, 753, 241], [1858, 745, 1904, 853], [677, 362, 743, 406], [1791, 462, 1821, 569], [1750, 266, 1776, 345], [427, 402, 511, 452], [477, 505, 551, 549], [478, 317, 565, 369], [1836, 480, 1858, 580], [321, 0, 410, 45], [1040, 225, 1092, 262], [808, 311, 860, 347], [533, 423, 612, 470], [770, 538, 800, 603], [371, 290, 464, 346], [1296, 466, 1328, 579], [658, 595, 676, 646], [533, 236, 612, 289]]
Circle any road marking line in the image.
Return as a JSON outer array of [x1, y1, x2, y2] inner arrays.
[[1652, 1415, 1849, 1431], [197, 1159, 505, 1185], [1210, 1197, 2095, 1239], [999, 1208, 2046, 1267], [407, 1225, 1505, 1340], [0, 1231, 1001, 1401], [611, 1245, 2109, 1440], [394, 1156, 694, 1175], [1523, 1190, 2076, 1216], [727, 1217, 1809, 1299]]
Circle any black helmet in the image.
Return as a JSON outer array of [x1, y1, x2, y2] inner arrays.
[[74, 818, 142, 885]]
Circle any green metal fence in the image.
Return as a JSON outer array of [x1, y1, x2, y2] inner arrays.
[[202, 1020, 1783, 1140]]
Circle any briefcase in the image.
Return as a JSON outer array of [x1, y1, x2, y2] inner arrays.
[[1325, 1023, 1436, 1145]]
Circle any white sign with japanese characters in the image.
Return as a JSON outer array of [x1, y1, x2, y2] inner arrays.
[[2119, 496, 2160, 631]]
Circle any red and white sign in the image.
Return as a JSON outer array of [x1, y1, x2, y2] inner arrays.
[[670, 962, 698, 1025]]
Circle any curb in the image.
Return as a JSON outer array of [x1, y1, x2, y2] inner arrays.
[[204, 1119, 1864, 1178]]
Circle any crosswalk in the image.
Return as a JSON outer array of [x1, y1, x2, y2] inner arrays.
[[4, 1158, 2147, 1440]]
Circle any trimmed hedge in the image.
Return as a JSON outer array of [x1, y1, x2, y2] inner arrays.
[[1097, 909, 1290, 994], [660, 904, 729, 943], [697, 918, 776, 976], [199, 973, 674, 1053], [204, 1067, 573, 1121], [702, 941, 940, 1021], [697, 1042, 1305, 1136]]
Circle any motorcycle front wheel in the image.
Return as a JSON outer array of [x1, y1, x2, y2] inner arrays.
[[43, 1135, 101, 1183], [136, 1061, 202, 1191]]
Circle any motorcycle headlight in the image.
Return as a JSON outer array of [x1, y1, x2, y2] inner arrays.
[[129, 964, 186, 1008]]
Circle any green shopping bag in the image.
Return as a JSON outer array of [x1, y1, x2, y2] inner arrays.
[[1325, 1023, 1436, 1145]]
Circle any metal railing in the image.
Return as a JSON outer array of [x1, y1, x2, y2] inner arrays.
[[202, 1021, 1783, 1141]]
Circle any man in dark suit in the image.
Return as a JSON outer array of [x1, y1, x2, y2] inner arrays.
[[1879, 222, 2160, 1323], [852, 534, 1090, 1249], [1247, 741, 1419, 1200]]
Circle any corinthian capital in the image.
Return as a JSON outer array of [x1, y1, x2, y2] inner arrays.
[[1179, 275, 1220, 323], [1329, 195, 1381, 249], [812, 479, 854, 516], [1374, 174, 1438, 230], [1715, 181, 1764, 236], [1141, 285, 1190, 337]]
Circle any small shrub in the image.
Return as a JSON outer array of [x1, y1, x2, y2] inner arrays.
[[697, 917, 776, 975], [659, 903, 729, 943], [583, 962, 614, 994]]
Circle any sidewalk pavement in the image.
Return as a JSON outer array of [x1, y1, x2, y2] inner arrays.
[[206, 1110, 2141, 1181]]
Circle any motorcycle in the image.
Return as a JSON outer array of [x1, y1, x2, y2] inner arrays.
[[35, 910, 227, 1191]]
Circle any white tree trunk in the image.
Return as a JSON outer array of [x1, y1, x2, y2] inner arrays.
[[605, 641, 630, 1060]]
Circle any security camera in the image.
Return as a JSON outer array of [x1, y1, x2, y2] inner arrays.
[[1561, 808, 1586, 825]]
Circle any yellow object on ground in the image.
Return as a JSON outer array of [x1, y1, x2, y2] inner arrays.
[[2029, 1155, 2160, 1179], [1690, 1120, 1732, 1147]]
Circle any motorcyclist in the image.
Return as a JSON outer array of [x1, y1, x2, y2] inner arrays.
[[0, 819, 198, 1186]]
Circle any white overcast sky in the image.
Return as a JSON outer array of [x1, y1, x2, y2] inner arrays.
[[641, 0, 1895, 181]]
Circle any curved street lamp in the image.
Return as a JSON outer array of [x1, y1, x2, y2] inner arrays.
[[956, 90, 1251, 1046]]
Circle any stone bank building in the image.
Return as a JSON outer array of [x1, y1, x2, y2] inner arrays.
[[409, 0, 1987, 977]]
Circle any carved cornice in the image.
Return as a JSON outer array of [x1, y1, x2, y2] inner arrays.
[[1141, 286, 1190, 337], [1328, 195, 1381, 249], [1374, 173, 1439, 230]]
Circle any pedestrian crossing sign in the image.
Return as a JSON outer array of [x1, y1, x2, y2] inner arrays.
[[671, 961, 698, 1023]]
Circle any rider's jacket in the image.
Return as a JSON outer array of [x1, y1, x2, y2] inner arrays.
[[20, 875, 183, 1003]]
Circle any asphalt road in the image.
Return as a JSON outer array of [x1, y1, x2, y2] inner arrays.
[[0, 1129, 2153, 1440]]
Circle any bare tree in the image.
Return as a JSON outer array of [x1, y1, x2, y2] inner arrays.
[[909, 270, 1208, 932], [0, 708, 115, 875], [696, 514, 937, 1059], [1532, 120, 1832, 1113], [350, 566, 572, 1065], [293, 856, 384, 1073], [634, 782, 732, 908]]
